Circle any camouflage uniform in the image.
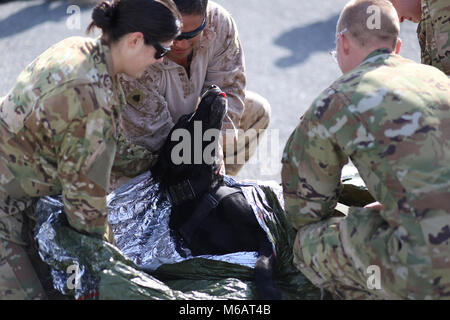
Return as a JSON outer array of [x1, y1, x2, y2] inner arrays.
[[0, 36, 125, 299], [282, 48, 450, 299], [417, 0, 450, 75], [113, 1, 270, 185]]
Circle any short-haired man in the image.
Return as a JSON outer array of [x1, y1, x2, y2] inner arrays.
[[282, 0, 450, 299], [112, 0, 270, 186], [389, 0, 450, 75]]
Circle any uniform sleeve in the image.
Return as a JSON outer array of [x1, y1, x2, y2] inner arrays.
[[281, 111, 348, 230], [49, 86, 116, 241], [203, 10, 246, 135], [429, 0, 450, 75], [118, 72, 174, 152], [419, 0, 450, 75]]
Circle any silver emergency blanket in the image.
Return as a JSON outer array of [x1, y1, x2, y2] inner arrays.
[[34, 171, 321, 299], [107, 172, 276, 271]]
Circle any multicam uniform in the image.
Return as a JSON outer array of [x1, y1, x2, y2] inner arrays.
[[282, 48, 450, 299], [114, 1, 270, 182], [418, 0, 450, 75], [0, 37, 125, 299]]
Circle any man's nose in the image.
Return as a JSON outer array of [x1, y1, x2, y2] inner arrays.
[[173, 39, 190, 49]]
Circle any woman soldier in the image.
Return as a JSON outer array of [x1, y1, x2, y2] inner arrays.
[[0, 0, 181, 299]]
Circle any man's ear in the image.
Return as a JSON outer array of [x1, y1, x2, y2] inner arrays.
[[339, 33, 351, 56], [394, 37, 402, 54]]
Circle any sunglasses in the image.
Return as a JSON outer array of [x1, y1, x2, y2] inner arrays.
[[329, 28, 348, 63], [176, 15, 207, 41], [128, 23, 171, 59], [150, 40, 171, 59]]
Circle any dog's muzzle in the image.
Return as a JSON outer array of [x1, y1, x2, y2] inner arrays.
[[167, 180, 197, 206]]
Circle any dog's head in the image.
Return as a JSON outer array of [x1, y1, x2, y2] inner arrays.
[[152, 85, 227, 195], [189, 85, 228, 130]]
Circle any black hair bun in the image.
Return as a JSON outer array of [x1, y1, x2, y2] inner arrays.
[[91, 1, 116, 31]]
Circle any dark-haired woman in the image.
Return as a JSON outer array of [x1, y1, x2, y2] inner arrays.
[[0, 0, 180, 299]]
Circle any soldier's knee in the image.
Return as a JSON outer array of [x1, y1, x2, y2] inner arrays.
[[292, 229, 308, 271], [0, 238, 46, 300], [242, 91, 271, 132], [222, 92, 272, 176]]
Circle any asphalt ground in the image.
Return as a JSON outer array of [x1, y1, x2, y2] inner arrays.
[[0, 0, 421, 182]]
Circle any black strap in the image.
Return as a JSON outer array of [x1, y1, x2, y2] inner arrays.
[[179, 185, 241, 245]]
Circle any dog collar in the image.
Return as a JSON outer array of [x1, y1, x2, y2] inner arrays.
[[167, 179, 197, 206]]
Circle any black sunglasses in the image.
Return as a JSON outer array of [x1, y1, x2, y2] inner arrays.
[[128, 23, 171, 59], [176, 15, 207, 41], [149, 39, 171, 59]]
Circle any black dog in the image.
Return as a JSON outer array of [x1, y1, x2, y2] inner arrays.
[[151, 85, 281, 300]]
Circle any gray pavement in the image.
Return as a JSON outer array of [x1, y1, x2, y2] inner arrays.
[[0, 0, 421, 182]]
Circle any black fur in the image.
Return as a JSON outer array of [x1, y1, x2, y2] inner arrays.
[[152, 85, 281, 300]]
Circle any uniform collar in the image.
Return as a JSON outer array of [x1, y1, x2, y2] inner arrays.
[[99, 37, 116, 79], [362, 48, 393, 64], [98, 37, 126, 113]]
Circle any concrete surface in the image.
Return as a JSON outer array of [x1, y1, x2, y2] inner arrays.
[[0, 0, 421, 182]]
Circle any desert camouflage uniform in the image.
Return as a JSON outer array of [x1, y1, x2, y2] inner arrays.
[[112, 1, 270, 185], [282, 48, 450, 299], [0, 36, 125, 299], [418, 0, 450, 75]]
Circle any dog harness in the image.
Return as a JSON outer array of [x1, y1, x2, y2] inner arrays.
[[168, 182, 241, 245]]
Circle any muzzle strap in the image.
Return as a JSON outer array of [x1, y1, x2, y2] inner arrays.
[[167, 180, 196, 206]]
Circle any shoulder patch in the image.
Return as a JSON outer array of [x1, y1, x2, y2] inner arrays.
[[126, 89, 147, 109]]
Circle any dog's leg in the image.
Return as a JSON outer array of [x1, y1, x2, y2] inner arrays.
[[254, 239, 282, 300]]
